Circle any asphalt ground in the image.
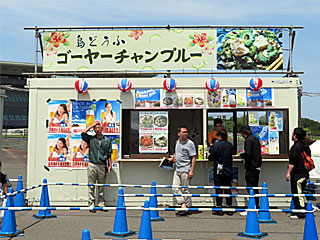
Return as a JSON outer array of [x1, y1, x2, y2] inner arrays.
[[1, 138, 320, 239]]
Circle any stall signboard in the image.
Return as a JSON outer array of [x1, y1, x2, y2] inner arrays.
[[246, 88, 274, 107], [217, 28, 283, 70], [139, 111, 168, 153], [47, 100, 120, 169], [135, 89, 161, 108], [162, 91, 204, 109], [42, 29, 217, 72]]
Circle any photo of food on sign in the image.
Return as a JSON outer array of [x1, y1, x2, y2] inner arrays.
[[140, 135, 153, 148], [163, 97, 173, 106], [140, 115, 153, 128], [154, 135, 168, 147], [217, 28, 283, 70], [174, 96, 183, 107], [194, 97, 204, 106], [184, 97, 194, 106], [154, 115, 168, 127]]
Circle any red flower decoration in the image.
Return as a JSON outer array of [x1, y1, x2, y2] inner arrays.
[[192, 33, 209, 47], [49, 32, 67, 48], [128, 30, 143, 40]]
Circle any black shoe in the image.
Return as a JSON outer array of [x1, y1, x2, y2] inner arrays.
[[100, 209, 108, 212], [188, 210, 202, 215], [176, 211, 188, 216], [212, 211, 224, 216], [89, 210, 96, 213], [226, 211, 235, 216]]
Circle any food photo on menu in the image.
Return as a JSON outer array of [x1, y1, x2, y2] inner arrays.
[[154, 115, 168, 127], [154, 135, 168, 147], [163, 96, 174, 106], [140, 114, 153, 128], [174, 96, 183, 107], [140, 135, 153, 148], [184, 96, 194, 106], [194, 96, 204, 106]]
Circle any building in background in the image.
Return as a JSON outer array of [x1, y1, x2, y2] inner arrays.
[[0, 61, 41, 129]]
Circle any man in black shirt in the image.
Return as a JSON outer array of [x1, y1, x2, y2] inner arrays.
[[239, 125, 262, 210], [209, 129, 233, 216], [285, 127, 310, 219]]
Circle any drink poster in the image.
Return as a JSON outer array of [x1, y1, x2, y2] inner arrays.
[[221, 89, 229, 107], [249, 112, 260, 126], [229, 89, 237, 107], [236, 89, 246, 107], [135, 89, 161, 108], [207, 89, 222, 108], [269, 111, 283, 131], [251, 126, 269, 154], [47, 100, 120, 169], [139, 111, 168, 153], [48, 100, 72, 133], [47, 133, 72, 168], [246, 88, 273, 107], [269, 131, 280, 154], [71, 134, 89, 168]]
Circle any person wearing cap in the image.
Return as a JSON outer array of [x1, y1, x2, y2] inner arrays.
[[239, 125, 262, 211]]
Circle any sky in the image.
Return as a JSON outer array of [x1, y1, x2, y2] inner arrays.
[[0, 0, 319, 121]]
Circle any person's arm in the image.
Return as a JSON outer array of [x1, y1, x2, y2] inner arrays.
[[168, 153, 176, 162], [107, 140, 113, 172], [188, 156, 196, 179], [112, 112, 116, 123], [83, 120, 99, 133], [286, 164, 294, 181]]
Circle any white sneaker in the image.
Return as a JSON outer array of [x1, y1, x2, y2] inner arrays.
[[239, 211, 247, 216], [290, 215, 298, 219]]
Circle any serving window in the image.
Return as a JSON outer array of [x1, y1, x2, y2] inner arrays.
[[208, 109, 289, 156], [122, 109, 203, 159]]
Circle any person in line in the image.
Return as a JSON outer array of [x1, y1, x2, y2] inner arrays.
[[102, 102, 116, 127], [82, 121, 112, 213], [285, 127, 311, 219], [209, 129, 234, 216], [208, 118, 224, 147], [239, 125, 262, 214], [169, 126, 197, 216], [0, 161, 8, 225]]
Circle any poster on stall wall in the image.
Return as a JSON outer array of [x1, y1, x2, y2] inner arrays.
[[269, 111, 283, 131], [139, 111, 168, 153], [48, 100, 72, 133], [162, 91, 176, 108], [249, 112, 260, 126], [47, 133, 72, 168], [95, 101, 120, 134], [107, 135, 120, 169], [251, 126, 269, 154], [48, 100, 121, 169], [71, 100, 95, 134], [246, 88, 273, 107], [236, 89, 246, 107], [269, 131, 279, 154], [71, 134, 89, 168], [221, 89, 229, 107], [229, 89, 237, 107], [135, 89, 161, 108], [207, 90, 222, 108]]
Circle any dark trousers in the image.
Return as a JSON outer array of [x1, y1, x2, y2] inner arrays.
[[290, 175, 308, 217], [245, 169, 260, 208], [214, 174, 233, 206]]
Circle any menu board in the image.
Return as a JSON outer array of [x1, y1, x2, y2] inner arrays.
[[139, 111, 168, 153]]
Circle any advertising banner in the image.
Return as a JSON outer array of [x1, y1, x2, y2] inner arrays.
[[246, 88, 274, 107], [162, 91, 204, 109], [43, 29, 217, 71], [135, 89, 161, 108], [47, 100, 120, 169], [217, 28, 283, 70]]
